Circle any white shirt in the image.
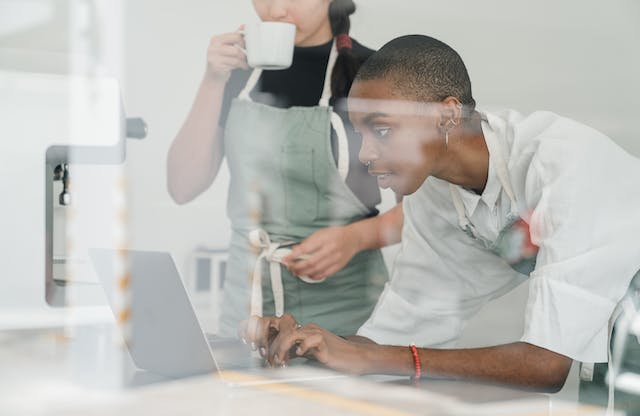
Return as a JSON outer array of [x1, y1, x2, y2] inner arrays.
[[357, 109, 640, 363]]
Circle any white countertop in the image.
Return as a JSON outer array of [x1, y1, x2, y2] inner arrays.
[[0, 329, 613, 416]]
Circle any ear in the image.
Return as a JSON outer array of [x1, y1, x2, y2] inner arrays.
[[439, 96, 463, 128]]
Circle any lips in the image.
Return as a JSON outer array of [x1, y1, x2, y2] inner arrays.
[[369, 171, 394, 189]]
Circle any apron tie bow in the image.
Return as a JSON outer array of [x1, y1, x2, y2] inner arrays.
[[248, 229, 325, 318]]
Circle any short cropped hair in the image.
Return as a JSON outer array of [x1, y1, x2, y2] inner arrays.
[[355, 35, 475, 110]]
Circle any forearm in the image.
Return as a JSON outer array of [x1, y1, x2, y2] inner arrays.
[[344, 335, 377, 344], [360, 342, 572, 392], [167, 76, 227, 204], [347, 203, 403, 251]]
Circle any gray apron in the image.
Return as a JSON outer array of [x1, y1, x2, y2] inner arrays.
[[219, 41, 388, 337]]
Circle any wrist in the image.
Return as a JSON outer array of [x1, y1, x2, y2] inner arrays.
[[350, 342, 377, 375], [349, 342, 372, 375], [409, 344, 422, 381], [344, 221, 368, 254], [201, 71, 228, 90]]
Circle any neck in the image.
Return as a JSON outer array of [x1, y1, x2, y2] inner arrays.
[[296, 21, 333, 47], [435, 111, 489, 194]]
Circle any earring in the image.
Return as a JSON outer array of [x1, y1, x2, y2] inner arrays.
[[365, 160, 371, 167], [444, 118, 457, 150]]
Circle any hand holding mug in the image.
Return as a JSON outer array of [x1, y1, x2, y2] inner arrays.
[[205, 26, 249, 83]]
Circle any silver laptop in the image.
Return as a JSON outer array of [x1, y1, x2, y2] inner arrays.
[[89, 248, 344, 386]]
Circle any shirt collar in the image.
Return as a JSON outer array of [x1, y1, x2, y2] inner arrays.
[[454, 117, 502, 216]]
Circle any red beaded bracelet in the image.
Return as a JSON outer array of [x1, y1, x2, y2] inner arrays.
[[409, 343, 421, 381]]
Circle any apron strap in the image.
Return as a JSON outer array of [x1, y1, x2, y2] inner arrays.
[[238, 68, 263, 101], [320, 40, 350, 181], [318, 39, 338, 107], [331, 112, 349, 181], [450, 183, 472, 231], [248, 229, 325, 318], [482, 115, 518, 212], [449, 113, 519, 235]]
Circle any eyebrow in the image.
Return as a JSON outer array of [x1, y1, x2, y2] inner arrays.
[[362, 112, 388, 123]]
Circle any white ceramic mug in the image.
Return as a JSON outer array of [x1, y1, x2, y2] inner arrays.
[[243, 21, 296, 70]]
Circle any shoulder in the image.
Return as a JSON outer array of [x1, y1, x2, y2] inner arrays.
[[486, 109, 621, 169], [350, 38, 375, 60], [486, 109, 640, 207]]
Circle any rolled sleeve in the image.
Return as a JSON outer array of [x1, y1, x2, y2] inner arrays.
[[521, 271, 616, 362], [519, 134, 640, 362]]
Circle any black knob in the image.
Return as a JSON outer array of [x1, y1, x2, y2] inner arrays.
[[126, 117, 148, 139]]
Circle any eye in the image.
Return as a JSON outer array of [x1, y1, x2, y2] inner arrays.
[[373, 125, 391, 139]]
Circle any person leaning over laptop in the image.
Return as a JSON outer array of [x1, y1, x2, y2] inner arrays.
[[240, 34, 640, 396]]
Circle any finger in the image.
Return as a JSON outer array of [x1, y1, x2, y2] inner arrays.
[[270, 325, 305, 366], [295, 332, 325, 358], [208, 44, 246, 61], [238, 319, 249, 343], [296, 253, 335, 279], [266, 316, 301, 365], [283, 251, 311, 270], [210, 32, 244, 46], [209, 57, 247, 74], [246, 315, 271, 350], [293, 235, 325, 258], [287, 248, 327, 276], [282, 245, 306, 265], [287, 257, 312, 276], [310, 256, 342, 280], [319, 263, 341, 280]]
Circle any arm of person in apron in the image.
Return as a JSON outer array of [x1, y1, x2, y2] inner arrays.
[[167, 28, 248, 204], [283, 203, 403, 281]]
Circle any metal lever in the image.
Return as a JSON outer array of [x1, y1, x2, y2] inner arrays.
[[53, 163, 71, 206]]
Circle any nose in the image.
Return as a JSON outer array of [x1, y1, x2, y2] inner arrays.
[[358, 135, 380, 167], [268, 0, 288, 20]]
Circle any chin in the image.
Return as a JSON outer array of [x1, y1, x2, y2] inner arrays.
[[391, 180, 419, 196]]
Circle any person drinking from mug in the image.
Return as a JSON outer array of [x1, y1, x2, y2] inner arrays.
[[168, 0, 403, 337]]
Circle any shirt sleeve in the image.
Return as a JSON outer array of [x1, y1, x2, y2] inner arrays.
[[519, 124, 640, 363]]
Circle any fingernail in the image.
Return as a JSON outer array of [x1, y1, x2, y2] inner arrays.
[[251, 342, 256, 351], [280, 362, 287, 369], [259, 347, 266, 357], [273, 354, 281, 365]]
